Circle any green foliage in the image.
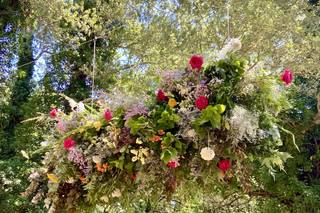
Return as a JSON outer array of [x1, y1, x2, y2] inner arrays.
[[194, 104, 226, 129], [205, 58, 245, 108], [157, 110, 180, 130], [126, 116, 149, 135]]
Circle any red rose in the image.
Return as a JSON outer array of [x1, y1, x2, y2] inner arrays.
[[189, 55, 204, 70], [50, 108, 58, 118], [167, 160, 180, 169], [104, 109, 112, 122], [131, 174, 137, 181], [64, 137, 75, 150], [281, 68, 293, 85], [218, 159, 231, 172], [195, 96, 209, 110], [157, 89, 168, 102]]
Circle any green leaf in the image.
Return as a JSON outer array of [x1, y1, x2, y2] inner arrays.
[[160, 150, 172, 164], [194, 105, 226, 129]]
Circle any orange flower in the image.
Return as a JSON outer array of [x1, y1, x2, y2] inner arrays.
[[149, 135, 161, 142], [96, 162, 109, 173], [158, 129, 165, 136], [79, 176, 88, 184], [168, 98, 177, 108]]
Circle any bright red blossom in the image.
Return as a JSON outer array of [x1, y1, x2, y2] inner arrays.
[[131, 174, 137, 181], [50, 108, 58, 118], [64, 137, 75, 150], [167, 160, 180, 169], [218, 159, 231, 172], [157, 89, 168, 102], [281, 68, 293, 85], [104, 109, 112, 122], [195, 96, 209, 110], [189, 55, 204, 70]]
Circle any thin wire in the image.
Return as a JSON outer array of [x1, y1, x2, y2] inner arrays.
[[16, 36, 106, 70], [91, 37, 96, 109], [227, 1, 230, 40]]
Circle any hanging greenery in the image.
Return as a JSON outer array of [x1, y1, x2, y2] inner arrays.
[[23, 39, 297, 212]]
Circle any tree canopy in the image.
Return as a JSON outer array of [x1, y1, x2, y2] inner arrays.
[[0, 0, 320, 212]]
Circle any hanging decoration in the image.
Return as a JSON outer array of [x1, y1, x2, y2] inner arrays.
[[23, 39, 297, 211]]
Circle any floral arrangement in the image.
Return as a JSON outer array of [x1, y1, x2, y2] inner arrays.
[[23, 40, 296, 212]]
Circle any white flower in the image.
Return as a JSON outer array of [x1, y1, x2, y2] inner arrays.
[[217, 38, 242, 60], [76, 102, 85, 113], [228, 105, 259, 143], [40, 141, 49, 147], [186, 129, 197, 138], [92, 155, 102, 163], [100, 195, 109, 203], [229, 38, 242, 51], [111, 188, 122, 198], [29, 172, 40, 180], [200, 147, 215, 161]]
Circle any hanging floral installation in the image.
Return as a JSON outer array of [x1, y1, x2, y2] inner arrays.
[[23, 39, 296, 211]]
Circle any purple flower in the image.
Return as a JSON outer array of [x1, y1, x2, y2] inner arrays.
[[124, 104, 148, 120], [67, 149, 90, 175]]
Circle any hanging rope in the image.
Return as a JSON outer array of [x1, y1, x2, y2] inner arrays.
[[91, 37, 96, 109], [227, 0, 231, 40]]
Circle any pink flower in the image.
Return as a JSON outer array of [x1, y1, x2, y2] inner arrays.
[[218, 159, 231, 172], [167, 160, 180, 169], [104, 109, 112, 122], [57, 119, 67, 134], [189, 55, 204, 70], [50, 108, 58, 118], [157, 89, 168, 102], [195, 96, 209, 110], [281, 68, 293, 85], [64, 137, 75, 150]]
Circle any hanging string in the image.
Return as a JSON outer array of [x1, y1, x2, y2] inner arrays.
[[227, 1, 231, 40], [91, 36, 96, 109]]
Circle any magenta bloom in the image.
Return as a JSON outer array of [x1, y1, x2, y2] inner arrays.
[[281, 68, 293, 85], [189, 55, 204, 70], [156, 89, 168, 102], [104, 109, 112, 122], [64, 137, 75, 150], [218, 159, 231, 172], [50, 108, 58, 118], [195, 96, 209, 110], [167, 160, 180, 169]]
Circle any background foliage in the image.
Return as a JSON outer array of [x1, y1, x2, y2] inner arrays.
[[0, 0, 319, 212]]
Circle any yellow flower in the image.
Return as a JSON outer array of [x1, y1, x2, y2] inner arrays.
[[168, 98, 177, 108], [93, 121, 102, 131], [47, 173, 59, 183]]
